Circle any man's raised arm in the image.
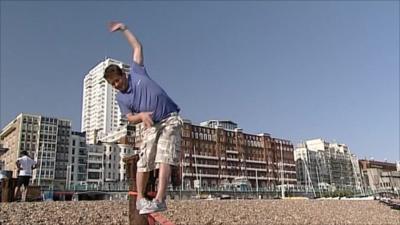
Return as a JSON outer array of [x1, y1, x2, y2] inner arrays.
[[109, 21, 143, 65]]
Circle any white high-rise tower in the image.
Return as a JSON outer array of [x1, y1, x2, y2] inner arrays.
[[81, 58, 130, 144]]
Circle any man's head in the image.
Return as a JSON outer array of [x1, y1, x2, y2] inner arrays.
[[21, 150, 28, 156], [104, 64, 129, 92]]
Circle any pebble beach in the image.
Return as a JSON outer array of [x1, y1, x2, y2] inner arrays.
[[1, 199, 399, 225]]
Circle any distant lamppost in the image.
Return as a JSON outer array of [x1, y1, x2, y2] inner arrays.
[[280, 141, 285, 199]]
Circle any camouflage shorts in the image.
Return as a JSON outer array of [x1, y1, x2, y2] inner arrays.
[[137, 114, 183, 172]]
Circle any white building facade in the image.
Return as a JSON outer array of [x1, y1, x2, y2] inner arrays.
[[294, 138, 362, 192], [99, 124, 136, 190], [84, 124, 136, 190], [67, 131, 88, 189], [86, 144, 104, 189], [0, 113, 71, 190]]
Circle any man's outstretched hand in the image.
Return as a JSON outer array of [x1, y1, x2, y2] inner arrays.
[[108, 21, 126, 32]]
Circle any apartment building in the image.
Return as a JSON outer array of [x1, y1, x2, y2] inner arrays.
[[66, 131, 88, 189], [294, 138, 361, 192], [54, 118, 72, 190], [294, 142, 330, 190], [81, 58, 130, 144], [86, 144, 104, 189], [100, 124, 136, 190], [0, 113, 71, 190], [84, 124, 136, 190]]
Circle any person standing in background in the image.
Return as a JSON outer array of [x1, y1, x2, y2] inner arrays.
[[14, 150, 37, 201]]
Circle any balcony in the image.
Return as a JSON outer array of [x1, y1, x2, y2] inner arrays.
[[224, 157, 239, 162], [183, 173, 219, 178], [246, 159, 267, 164], [189, 163, 219, 169], [185, 153, 219, 160], [226, 150, 238, 154]]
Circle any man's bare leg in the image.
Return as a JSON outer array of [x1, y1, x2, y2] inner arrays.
[[155, 163, 171, 202], [136, 171, 149, 200], [21, 186, 27, 202], [14, 186, 21, 200]]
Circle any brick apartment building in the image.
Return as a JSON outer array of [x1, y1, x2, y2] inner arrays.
[[176, 120, 296, 190]]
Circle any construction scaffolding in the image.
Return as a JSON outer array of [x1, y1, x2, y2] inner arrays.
[[294, 139, 362, 194]]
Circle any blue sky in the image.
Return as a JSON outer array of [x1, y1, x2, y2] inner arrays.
[[1, 1, 398, 162]]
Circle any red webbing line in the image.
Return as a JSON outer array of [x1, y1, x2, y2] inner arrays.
[[128, 191, 157, 198]]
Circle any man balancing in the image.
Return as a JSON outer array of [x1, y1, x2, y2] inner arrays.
[[104, 21, 183, 214]]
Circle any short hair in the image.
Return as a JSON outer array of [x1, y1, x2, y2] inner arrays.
[[21, 150, 28, 156], [104, 64, 123, 80]]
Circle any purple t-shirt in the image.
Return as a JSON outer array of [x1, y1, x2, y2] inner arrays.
[[116, 63, 180, 123]]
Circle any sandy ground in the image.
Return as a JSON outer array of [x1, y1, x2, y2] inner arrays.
[[0, 199, 399, 225]]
